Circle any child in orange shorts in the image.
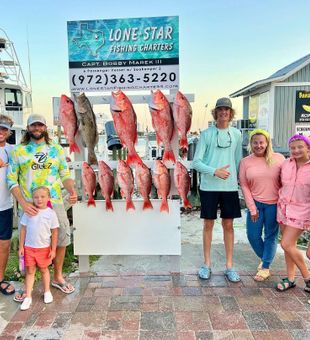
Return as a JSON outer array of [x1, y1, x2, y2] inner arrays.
[[19, 186, 59, 311]]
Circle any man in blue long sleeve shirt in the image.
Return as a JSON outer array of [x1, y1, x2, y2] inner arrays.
[[192, 97, 242, 282]]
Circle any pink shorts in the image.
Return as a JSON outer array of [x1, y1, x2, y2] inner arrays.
[[277, 202, 310, 230], [24, 246, 52, 268]]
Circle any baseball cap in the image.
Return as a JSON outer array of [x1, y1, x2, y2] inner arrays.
[[27, 114, 47, 126], [0, 115, 13, 129], [215, 97, 232, 109]]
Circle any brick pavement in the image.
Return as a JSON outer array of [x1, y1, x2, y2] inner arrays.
[[1, 271, 310, 339]]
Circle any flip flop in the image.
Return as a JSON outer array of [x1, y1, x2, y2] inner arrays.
[[13, 289, 27, 302], [51, 281, 75, 294], [0, 280, 15, 295]]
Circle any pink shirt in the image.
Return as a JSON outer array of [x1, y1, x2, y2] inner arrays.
[[239, 153, 285, 215], [278, 158, 310, 221]]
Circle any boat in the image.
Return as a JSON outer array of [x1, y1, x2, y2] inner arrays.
[[0, 28, 32, 144]]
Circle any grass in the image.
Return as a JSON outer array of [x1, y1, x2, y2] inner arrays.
[[4, 234, 100, 282]]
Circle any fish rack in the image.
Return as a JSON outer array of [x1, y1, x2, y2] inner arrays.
[[53, 91, 194, 273]]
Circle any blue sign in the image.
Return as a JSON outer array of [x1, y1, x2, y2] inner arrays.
[[67, 16, 179, 92]]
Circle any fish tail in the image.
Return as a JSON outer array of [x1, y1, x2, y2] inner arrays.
[[179, 137, 188, 150], [143, 198, 153, 210], [163, 149, 176, 164], [106, 199, 114, 212], [69, 142, 80, 154], [160, 198, 169, 213], [88, 150, 98, 165], [87, 197, 96, 207], [183, 198, 192, 209], [126, 151, 142, 166], [126, 199, 135, 211]]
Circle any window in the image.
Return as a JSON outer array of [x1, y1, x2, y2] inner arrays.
[[5, 88, 23, 111]]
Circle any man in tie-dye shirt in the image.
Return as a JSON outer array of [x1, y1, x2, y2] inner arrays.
[[7, 114, 77, 301]]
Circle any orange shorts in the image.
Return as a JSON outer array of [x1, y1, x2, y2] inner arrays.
[[24, 246, 52, 268]]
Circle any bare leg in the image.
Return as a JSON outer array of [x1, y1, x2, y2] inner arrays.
[[52, 246, 73, 293], [222, 218, 234, 269], [25, 266, 36, 298], [203, 219, 214, 267], [0, 240, 14, 293], [281, 225, 310, 279], [53, 246, 66, 282], [39, 267, 50, 293]]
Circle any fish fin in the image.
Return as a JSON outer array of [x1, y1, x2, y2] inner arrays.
[[126, 151, 143, 166], [69, 142, 80, 154], [163, 150, 176, 164], [183, 198, 192, 209], [88, 150, 98, 165], [106, 199, 114, 212], [126, 200, 135, 211], [87, 197, 96, 207], [143, 199, 153, 210], [160, 199, 169, 213], [179, 137, 188, 150]]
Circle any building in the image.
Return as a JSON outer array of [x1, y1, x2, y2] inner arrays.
[[230, 54, 310, 154]]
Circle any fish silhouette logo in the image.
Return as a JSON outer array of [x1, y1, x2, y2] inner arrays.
[[72, 23, 105, 58]]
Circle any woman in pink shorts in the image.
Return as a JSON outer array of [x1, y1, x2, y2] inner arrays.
[[276, 134, 310, 293]]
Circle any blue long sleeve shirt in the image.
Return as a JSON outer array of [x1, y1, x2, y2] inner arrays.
[[192, 125, 242, 192]]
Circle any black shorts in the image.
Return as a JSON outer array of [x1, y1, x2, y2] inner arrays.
[[0, 208, 13, 240], [199, 190, 241, 220]]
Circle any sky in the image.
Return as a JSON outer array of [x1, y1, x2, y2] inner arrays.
[[0, 0, 309, 131]]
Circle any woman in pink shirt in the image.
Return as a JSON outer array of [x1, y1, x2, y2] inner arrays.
[[239, 129, 285, 281], [276, 134, 310, 292]]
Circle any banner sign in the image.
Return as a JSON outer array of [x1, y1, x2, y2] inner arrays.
[[67, 16, 179, 92], [295, 90, 310, 123]]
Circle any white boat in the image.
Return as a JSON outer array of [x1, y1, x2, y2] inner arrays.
[[0, 28, 32, 144]]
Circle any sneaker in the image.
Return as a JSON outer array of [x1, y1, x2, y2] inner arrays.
[[198, 265, 212, 280], [20, 297, 32, 311], [44, 291, 53, 304], [224, 268, 241, 282]]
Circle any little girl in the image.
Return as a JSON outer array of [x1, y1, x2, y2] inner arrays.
[[276, 134, 310, 292], [19, 186, 59, 310]]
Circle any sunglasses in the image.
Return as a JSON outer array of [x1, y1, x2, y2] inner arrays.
[[216, 130, 232, 149], [0, 126, 9, 132]]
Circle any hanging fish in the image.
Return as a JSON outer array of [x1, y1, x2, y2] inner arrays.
[[149, 89, 176, 164], [110, 90, 143, 166], [153, 160, 171, 213], [117, 160, 135, 211], [82, 162, 96, 207], [75, 93, 98, 165], [172, 91, 192, 157], [136, 162, 153, 210], [59, 94, 80, 154], [98, 160, 114, 212], [174, 161, 192, 209]]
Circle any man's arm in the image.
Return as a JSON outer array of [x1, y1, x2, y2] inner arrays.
[[11, 186, 38, 216], [63, 178, 78, 205]]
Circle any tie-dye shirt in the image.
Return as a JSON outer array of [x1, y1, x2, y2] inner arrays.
[[7, 141, 71, 204]]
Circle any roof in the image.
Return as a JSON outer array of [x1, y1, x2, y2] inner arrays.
[[230, 53, 310, 98]]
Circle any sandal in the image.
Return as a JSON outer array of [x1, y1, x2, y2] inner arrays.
[[254, 269, 270, 282], [0, 280, 15, 295], [276, 278, 296, 292], [224, 268, 241, 282], [13, 289, 27, 303], [52, 281, 75, 294]]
